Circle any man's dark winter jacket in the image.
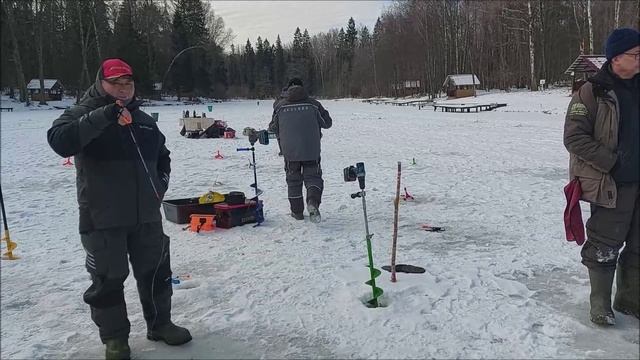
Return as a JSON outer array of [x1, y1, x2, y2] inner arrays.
[[269, 86, 332, 161], [47, 77, 170, 233], [607, 72, 639, 183]]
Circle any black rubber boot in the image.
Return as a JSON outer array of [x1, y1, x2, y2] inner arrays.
[[307, 203, 321, 223], [289, 197, 304, 220], [105, 338, 131, 360], [147, 321, 192, 345], [613, 265, 640, 319], [306, 187, 322, 209], [588, 268, 616, 325], [306, 187, 322, 223]]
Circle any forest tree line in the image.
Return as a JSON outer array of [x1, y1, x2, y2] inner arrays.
[[1, 0, 639, 103]]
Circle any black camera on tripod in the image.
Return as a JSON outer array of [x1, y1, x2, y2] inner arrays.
[[344, 162, 366, 189]]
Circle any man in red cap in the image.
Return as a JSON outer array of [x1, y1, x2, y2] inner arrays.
[[564, 28, 639, 326], [47, 58, 191, 359]]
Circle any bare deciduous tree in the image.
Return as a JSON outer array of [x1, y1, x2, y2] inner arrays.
[[2, 0, 29, 104], [35, 0, 47, 104]]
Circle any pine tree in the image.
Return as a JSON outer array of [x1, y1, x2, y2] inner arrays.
[[302, 29, 315, 94], [359, 26, 371, 49], [373, 17, 383, 47], [113, 0, 149, 91], [171, 0, 210, 97], [288, 27, 305, 79], [255, 36, 268, 97], [336, 27, 346, 96], [243, 39, 256, 91], [274, 35, 286, 89], [261, 38, 274, 96], [345, 17, 358, 71], [343, 17, 358, 96], [137, 0, 166, 93]]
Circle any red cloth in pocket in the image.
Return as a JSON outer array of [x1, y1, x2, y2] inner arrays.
[[564, 178, 585, 245]]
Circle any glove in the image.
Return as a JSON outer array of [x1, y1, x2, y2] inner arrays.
[[103, 102, 122, 122], [103, 101, 134, 125], [114, 100, 132, 125]]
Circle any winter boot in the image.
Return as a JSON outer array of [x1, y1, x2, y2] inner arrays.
[[105, 338, 131, 360], [306, 187, 322, 223], [613, 265, 640, 319], [147, 321, 192, 345], [289, 197, 304, 221], [307, 203, 321, 223], [588, 268, 616, 325]]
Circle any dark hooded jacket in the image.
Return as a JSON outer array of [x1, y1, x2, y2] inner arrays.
[[47, 73, 171, 233], [269, 85, 332, 161]]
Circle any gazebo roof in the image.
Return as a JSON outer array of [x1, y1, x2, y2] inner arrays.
[[443, 74, 480, 87], [27, 79, 62, 90], [564, 55, 607, 75]]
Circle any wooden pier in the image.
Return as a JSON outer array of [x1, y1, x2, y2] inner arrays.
[[363, 98, 434, 108], [432, 103, 507, 112]]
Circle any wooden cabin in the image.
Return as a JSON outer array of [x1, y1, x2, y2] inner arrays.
[[442, 74, 480, 99], [391, 80, 421, 97], [27, 79, 64, 101]]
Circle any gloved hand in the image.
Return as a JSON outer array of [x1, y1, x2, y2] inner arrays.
[[115, 100, 132, 126], [103, 102, 131, 126]]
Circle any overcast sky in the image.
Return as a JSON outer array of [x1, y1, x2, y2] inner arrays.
[[210, 1, 392, 50]]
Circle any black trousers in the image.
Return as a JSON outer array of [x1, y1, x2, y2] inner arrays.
[[582, 183, 639, 270], [80, 222, 172, 342], [285, 158, 324, 213]]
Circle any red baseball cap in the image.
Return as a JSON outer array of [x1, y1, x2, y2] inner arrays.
[[101, 58, 133, 80]]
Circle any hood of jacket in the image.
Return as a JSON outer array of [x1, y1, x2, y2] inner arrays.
[[286, 85, 309, 102], [589, 62, 616, 90]]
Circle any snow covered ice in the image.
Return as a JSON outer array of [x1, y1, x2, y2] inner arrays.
[[1, 89, 638, 359]]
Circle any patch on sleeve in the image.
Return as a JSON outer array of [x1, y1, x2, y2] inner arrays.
[[569, 103, 589, 116]]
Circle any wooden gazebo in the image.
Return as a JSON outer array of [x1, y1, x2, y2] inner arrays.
[[564, 55, 607, 92]]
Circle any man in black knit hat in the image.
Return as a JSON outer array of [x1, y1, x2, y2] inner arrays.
[[564, 28, 639, 326]]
